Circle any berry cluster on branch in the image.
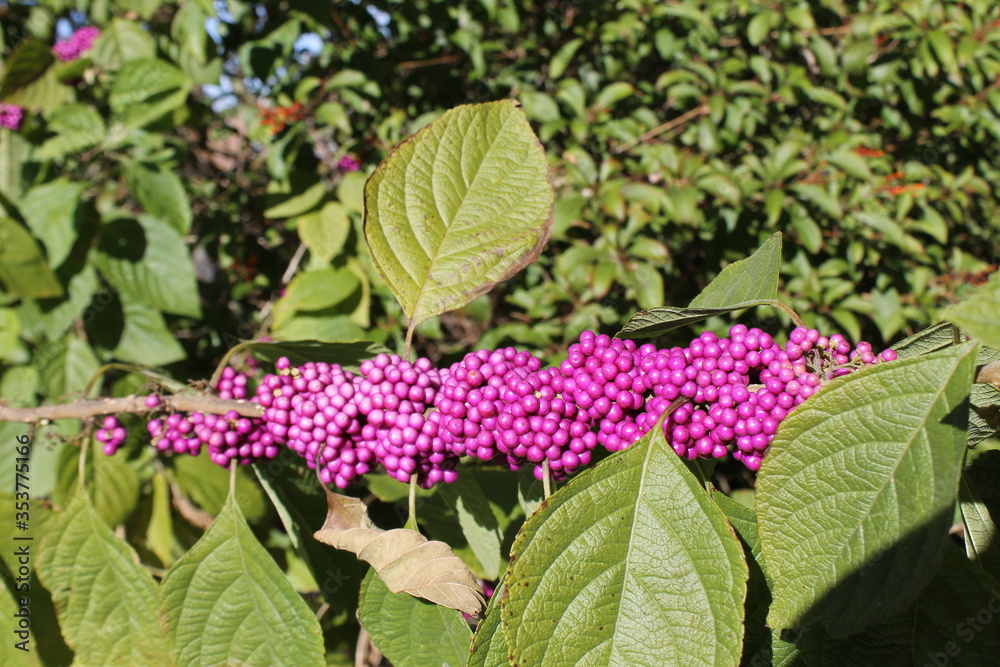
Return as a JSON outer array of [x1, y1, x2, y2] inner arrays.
[[87, 325, 897, 488]]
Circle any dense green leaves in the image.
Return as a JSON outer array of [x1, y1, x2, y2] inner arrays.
[[18, 179, 84, 268], [358, 569, 473, 667], [159, 489, 325, 666], [757, 343, 977, 637], [365, 99, 554, 330], [36, 493, 171, 666], [502, 424, 747, 666], [944, 273, 1000, 350]]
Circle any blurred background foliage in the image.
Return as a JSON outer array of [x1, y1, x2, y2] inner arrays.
[[2, 0, 1000, 661]]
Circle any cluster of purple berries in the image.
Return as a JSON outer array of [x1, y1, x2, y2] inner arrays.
[[52, 26, 100, 61], [98, 326, 898, 487], [95, 415, 127, 455], [0, 103, 24, 131], [145, 369, 278, 468]]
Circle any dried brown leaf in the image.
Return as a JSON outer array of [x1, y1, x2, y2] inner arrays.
[[313, 488, 485, 615]]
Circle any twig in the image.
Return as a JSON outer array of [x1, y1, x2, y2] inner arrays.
[[615, 104, 710, 154], [398, 53, 463, 70], [0, 394, 264, 423]]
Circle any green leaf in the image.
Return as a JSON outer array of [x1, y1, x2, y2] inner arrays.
[[890, 321, 958, 358], [689, 232, 782, 309], [0, 40, 54, 98], [159, 490, 325, 666], [264, 182, 326, 219], [943, 272, 1000, 349], [798, 545, 1000, 664], [0, 127, 30, 199], [0, 577, 41, 665], [438, 475, 503, 579], [172, 449, 266, 519], [91, 19, 156, 69], [18, 179, 84, 267], [0, 217, 63, 298], [757, 344, 977, 637], [36, 493, 171, 665], [109, 59, 191, 130], [969, 382, 1000, 447], [364, 99, 554, 330], [125, 163, 193, 234], [358, 568, 472, 667], [961, 450, 1000, 580], [791, 184, 842, 219], [827, 150, 873, 181], [3, 67, 73, 112], [36, 335, 100, 399], [502, 423, 748, 666], [270, 266, 361, 330], [113, 297, 187, 366], [469, 575, 509, 667], [297, 201, 350, 263], [618, 301, 782, 339], [790, 214, 823, 253], [148, 472, 175, 567], [93, 215, 202, 318], [230, 339, 389, 372], [927, 29, 960, 79], [39, 103, 105, 159], [549, 38, 584, 79], [60, 443, 141, 528]]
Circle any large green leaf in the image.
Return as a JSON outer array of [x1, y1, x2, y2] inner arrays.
[[890, 321, 958, 358], [159, 489, 325, 666], [358, 568, 472, 667], [619, 234, 784, 338], [0, 127, 30, 199], [18, 179, 84, 268], [364, 99, 553, 330], [502, 423, 748, 666], [0, 217, 63, 299], [943, 272, 1000, 350], [688, 233, 782, 308], [798, 545, 1000, 665], [93, 215, 202, 318], [468, 574, 509, 667], [125, 163, 193, 234], [35, 492, 171, 666], [757, 344, 977, 637]]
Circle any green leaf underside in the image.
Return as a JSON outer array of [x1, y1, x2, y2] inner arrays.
[[502, 424, 747, 666], [358, 569, 472, 667], [619, 233, 782, 338], [231, 339, 389, 371], [469, 575, 510, 667], [943, 271, 1000, 349], [35, 493, 171, 666], [158, 492, 325, 666], [364, 99, 554, 328], [757, 344, 977, 637], [688, 233, 782, 308]]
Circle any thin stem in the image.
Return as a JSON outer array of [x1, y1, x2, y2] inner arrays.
[[542, 459, 552, 499], [229, 459, 238, 499], [771, 300, 806, 328], [404, 324, 415, 362], [406, 474, 418, 530], [78, 433, 89, 494]]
